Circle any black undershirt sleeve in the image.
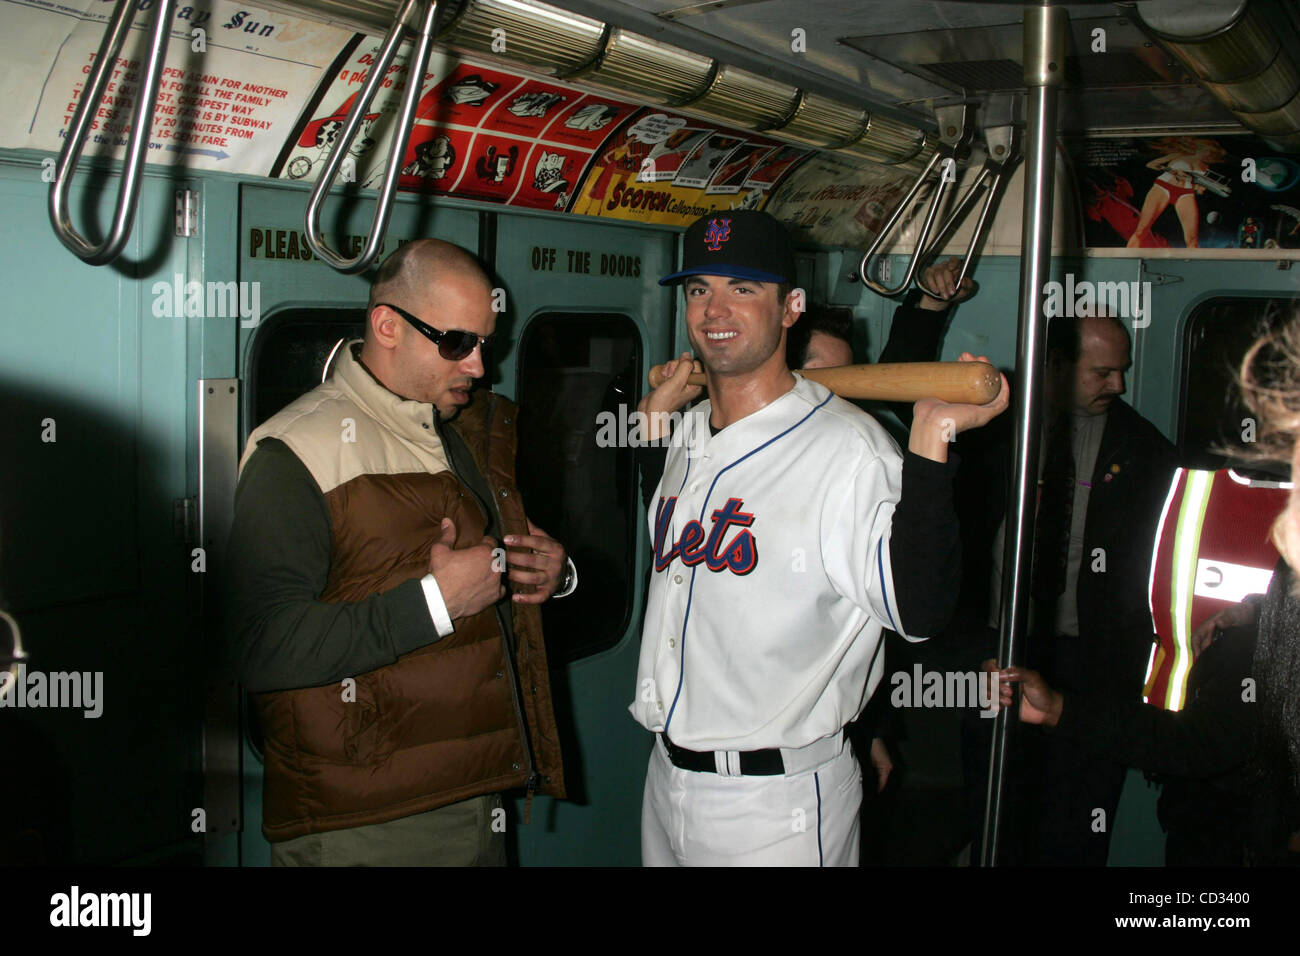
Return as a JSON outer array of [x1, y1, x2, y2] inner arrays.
[[877, 290, 952, 428], [888, 450, 962, 638], [225, 437, 440, 693], [636, 442, 669, 512]]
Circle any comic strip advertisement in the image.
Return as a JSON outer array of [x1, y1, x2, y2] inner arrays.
[[567, 110, 812, 226]]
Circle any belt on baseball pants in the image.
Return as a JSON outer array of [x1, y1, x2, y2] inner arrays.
[[659, 731, 845, 777]]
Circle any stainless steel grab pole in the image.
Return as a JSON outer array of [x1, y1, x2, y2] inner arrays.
[[980, 2, 1067, 867], [48, 0, 177, 265], [303, 0, 440, 274]]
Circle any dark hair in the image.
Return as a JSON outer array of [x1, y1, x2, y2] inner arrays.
[[786, 303, 853, 368], [1045, 313, 1131, 363]]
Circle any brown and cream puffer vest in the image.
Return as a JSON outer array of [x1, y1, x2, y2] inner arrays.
[[241, 341, 564, 842]]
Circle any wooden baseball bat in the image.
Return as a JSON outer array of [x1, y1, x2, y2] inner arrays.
[[647, 361, 1001, 404]]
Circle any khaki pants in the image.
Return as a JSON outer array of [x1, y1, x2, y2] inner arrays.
[[270, 794, 507, 866]]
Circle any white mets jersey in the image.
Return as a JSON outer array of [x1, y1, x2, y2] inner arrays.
[[630, 374, 921, 752]]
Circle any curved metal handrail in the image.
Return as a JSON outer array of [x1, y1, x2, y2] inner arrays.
[[913, 134, 1021, 302], [1, 609, 26, 704], [47, 0, 177, 265], [304, 0, 440, 274], [857, 148, 960, 298]]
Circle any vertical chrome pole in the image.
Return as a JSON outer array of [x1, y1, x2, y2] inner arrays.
[[981, 2, 1067, 867]]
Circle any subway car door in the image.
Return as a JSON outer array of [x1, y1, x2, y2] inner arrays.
[[492, 210, 676, 864]]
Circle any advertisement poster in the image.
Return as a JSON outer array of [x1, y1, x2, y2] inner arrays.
[[568, 109, 811, 226], [2, 0, 849, 230], [1070, 135, 1300, 252], [1, 0, 345, 175], [278, 46, 637, 212], [763, 152, 914, 247]]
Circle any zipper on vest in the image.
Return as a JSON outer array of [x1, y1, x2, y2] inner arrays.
[[480, 392, 540, 817], [496, 601, 540, 823], [435, 397, 539, 812]]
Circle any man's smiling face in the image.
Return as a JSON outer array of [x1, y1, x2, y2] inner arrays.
[[684, 274, 797, 377]]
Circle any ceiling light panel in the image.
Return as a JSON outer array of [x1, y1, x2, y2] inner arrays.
[[678, 64, 800, 130], [838, 113, 926, 165], [769, 92, 868, 148], [568, 27, 713, 104], [437, 0, 607, 75]]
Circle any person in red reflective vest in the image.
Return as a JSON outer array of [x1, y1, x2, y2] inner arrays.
[[1144, 468, 1288, 711]]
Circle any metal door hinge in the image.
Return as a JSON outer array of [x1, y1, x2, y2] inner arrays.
[[175, 188, 199, 238]]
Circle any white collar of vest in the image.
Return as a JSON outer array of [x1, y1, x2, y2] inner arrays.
[[332, 339, 439, 444]]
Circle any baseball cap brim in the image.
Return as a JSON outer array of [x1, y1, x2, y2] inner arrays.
[[658, 264, 790, 286]]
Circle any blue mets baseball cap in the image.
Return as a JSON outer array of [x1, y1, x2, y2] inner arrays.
[[659, 209, 796, 286]]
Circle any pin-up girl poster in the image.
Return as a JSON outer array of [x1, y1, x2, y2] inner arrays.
[[1127, 137, 1230, 249]]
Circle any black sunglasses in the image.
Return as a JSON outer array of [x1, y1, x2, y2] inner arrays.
[[377, 302, 492, 361]]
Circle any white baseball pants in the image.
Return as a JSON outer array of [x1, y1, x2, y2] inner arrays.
[[641, 734, 862, 866]]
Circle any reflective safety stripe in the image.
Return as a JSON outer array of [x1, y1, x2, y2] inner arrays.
[[1145, 471, 1183, 694], [1163, 469, 1214, 711], [1146, 467, 1287, 711]]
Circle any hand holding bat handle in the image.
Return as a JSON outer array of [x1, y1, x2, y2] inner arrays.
[[647, 360, 1001, 405]]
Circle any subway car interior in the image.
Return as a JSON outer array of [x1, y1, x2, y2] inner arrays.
[[2, 0, 1299, 873]]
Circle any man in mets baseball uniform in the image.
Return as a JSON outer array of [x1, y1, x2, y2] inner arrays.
[[630, 209, 1009, 866]]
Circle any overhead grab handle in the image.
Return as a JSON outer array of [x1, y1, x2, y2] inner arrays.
[[858, 104, 973, 298], [914, 125, 1023, 303], [47, 0, 177, 265], [857, 151, 954, 297], [304, 0, 441, 275]]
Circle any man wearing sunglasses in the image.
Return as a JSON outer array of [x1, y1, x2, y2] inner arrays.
[[226, 238, 571, 866]]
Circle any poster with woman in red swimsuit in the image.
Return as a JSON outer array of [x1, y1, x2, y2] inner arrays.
[[1071, 134, 1300, 252], [1126, 137, 1228, 248]]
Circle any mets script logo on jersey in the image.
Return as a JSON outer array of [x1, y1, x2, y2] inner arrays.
[[653, 496, 757, 575], [703, 217, 731, 251]]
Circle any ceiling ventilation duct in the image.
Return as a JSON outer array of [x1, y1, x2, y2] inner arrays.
[[1130, 0, 1300, 151]]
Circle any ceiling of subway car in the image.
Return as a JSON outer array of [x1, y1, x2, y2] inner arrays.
[[556, 0, 1257, 133]]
